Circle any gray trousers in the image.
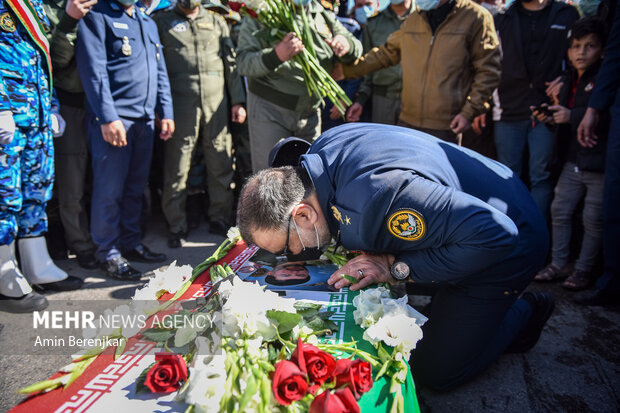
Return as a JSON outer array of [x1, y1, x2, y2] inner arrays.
[[551, 162, 604, 272], [54, 104, 95, 255], [372, 94, 401, 126], [247, 91, 321, 172]]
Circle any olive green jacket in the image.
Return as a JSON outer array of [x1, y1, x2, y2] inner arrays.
[[154, 7, 245, 113], [355, 4, 413, 106], [236, 1, 362, 113], [43, 0, 84, 95]]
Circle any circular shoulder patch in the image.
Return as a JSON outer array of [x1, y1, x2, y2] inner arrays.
[[387, 209, 426, 241]]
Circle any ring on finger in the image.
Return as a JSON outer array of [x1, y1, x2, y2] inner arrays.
[[358, 269, 364, 278]]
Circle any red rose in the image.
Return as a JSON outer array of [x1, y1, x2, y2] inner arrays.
[[272, 360, 309, 405], [309, 388, 361, 413], [334, 358, 373, 398], [247, 8, 258, 18], [291, 338, 336, 385], [228, 2, 242, 12], [144, 353, 188, 393]]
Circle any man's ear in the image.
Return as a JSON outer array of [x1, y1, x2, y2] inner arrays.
[[291, 203, 318, 228]]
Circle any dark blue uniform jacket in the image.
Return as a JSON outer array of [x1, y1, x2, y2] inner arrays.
[[76, 0, 173, 124], [301, 123, 548, 296]]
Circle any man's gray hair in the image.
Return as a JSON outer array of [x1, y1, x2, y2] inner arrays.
[[237, 166, 313, 245]]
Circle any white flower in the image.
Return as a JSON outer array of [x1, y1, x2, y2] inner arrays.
[[185, 353, 227, 413], [226, 226, 240, 241], [220, 278, 296, 340], [132, 261, 192, 300], [382, 295, 428, 327], [363, 313, 423, 359], [352, 286, 391, 328]]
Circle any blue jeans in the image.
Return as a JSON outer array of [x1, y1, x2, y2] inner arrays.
[[494, 120, 554, 222], [87, 116, 154, 262]]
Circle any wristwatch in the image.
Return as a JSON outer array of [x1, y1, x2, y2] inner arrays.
[[390, 261, 410, 281]]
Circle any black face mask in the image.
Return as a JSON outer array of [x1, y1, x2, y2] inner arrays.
[[277, 216, 325, 262], [178, 0, 201, 9]]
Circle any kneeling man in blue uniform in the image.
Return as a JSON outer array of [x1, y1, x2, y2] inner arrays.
[[237, 123, 554, 390]]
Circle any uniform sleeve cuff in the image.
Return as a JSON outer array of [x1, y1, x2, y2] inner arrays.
[[262, 49, 283, 71], [57, 12, 80, 34]]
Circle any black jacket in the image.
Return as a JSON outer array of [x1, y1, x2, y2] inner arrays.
[[494, 0, 579, 121], [555, 63, 609, 173]]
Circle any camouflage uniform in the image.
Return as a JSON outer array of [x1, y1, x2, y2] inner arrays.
[[0, 0, 56, 246]]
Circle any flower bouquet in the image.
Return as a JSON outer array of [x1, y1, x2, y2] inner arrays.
[[230, 0, 352, 116], [19, 230, 425, 413]]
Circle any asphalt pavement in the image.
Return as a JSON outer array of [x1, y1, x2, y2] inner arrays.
[[1, 214, 618, 413]]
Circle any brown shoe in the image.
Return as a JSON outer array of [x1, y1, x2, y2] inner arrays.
[[534, 263, 571, 282], [562, 270, 593, 291]]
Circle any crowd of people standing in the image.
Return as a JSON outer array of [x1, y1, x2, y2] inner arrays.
[[0, 0, 618, 320]]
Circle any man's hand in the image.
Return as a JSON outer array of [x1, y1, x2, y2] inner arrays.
[[0, 110, 15, 145], [65, 0, 98, 20], [471, 113, 486, 135], [530, 105, 552, 124], [329, 104, 344, 120], [231, 104, 247, 124], [450, 114, 471, 135], [101, 120, 127, 147], [331, 61, 344, 82], [346, 102, 363, 122], [325, 34, 350, 58], [545, 76, 563, 105], [327, 254, 394, 291], [51, 113, 67, 137], [160, 119, 175, 141], [548, 105, 570, 124], [275, 32, 304, 62], [578, 107, 599, 148]]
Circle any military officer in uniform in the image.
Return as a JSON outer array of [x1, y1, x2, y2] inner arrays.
[[0, 0, 83, 313], [346, 0, 413, 125], [76, 0, 174, 280], [154, 0, 246, 245], [236, 0, 362, 172], [237, 123, 554, 390]]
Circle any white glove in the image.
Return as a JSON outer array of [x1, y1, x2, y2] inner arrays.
[[0, 110, 16, 145], [51, 113, 66, 137]]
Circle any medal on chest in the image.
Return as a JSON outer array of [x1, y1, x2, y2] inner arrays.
[[122, 36, 132, 56], [0, 12, 16, 32]]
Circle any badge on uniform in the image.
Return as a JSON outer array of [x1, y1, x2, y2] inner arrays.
[[331, 205, 351, 225], [0, 12, 16, 32], [122, 36, 132, 56], [172, 21, 187, 32], [197, 22, 214, 30], [387, 209, 426, 241], [315, 20, 332, 39], [585, 82, 594, 92]]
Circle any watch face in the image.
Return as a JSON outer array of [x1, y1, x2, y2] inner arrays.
[[392, 261, 410, 280]]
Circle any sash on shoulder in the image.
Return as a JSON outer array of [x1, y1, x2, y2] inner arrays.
[[4, 0, 52, 91]]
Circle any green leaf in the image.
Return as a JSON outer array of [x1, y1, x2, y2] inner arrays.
[[266, 310, 302, 335], [114, 339, 127, 360], [305, 317, 338, 333], [18, 376, 64, 394], [375, 359, 392, 382], [141, 328, 175, 343], [135, 362, 156, 394], [174, 327, 198, 347], [342, 274, 358, 284], [238, 374, 258, 410]]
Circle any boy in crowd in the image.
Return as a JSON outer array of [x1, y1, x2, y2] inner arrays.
[[533, 17, 608, 290]]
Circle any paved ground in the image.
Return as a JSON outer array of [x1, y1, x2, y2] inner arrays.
[[1, 215, 619, 412]]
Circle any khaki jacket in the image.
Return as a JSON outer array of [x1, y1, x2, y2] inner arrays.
[[343, 0, 500, 130], [154, 7, 245, 113]]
